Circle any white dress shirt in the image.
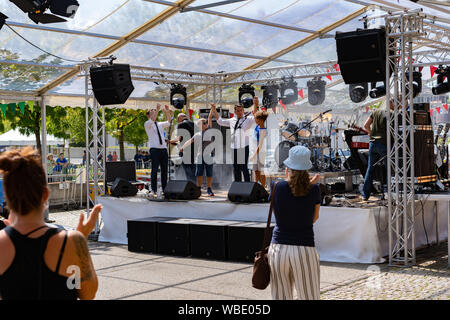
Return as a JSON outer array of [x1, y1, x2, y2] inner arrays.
[[144, 119, 170, 149], [217, 115, 255, 149]]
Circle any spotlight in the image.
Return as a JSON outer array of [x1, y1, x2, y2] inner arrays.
[[432, 66, 450, 95], [238, 84, 255, 108], [0, 12, 7, 30], [307, 77, 326, 105], [369, 82, 386, 99], [404, 71, 422, 98], [349, 83, 368, 103], [170, 83, 187, 110], [9, 0, 79, 24], [261, 83, 279, 109], [279, 77, 298, 105]]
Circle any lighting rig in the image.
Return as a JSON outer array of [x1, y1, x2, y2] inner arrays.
[[349, 83, 368, 103], [307, 77, 326, 105], [279, 77, 298, 105], [8, 0, 79, 24], [261, 83, 279, 110], [238, 83, 255, 108], [369, 81, 386, 99], [432, 65, 450, 95], [170, 83, 187, 110]]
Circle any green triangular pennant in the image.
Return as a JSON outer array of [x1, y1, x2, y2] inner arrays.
[[27, 101, 34, 113], [0, 104, 7, 117], [8, 103, 16, 116], [18, 102, 26, 115]]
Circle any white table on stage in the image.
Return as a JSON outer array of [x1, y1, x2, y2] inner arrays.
[[415, 193, 450, 267]]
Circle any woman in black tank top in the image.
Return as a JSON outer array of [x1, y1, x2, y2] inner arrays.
[[0, 148, 101, 300]]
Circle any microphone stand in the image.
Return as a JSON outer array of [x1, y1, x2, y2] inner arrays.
[[287, 109, 332, 140]]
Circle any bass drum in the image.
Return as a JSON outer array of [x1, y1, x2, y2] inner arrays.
[[274, 140, 297, 168], [281, 122, 299, 141]]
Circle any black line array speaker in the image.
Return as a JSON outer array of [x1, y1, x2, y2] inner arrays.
[[227, 182, 269, 203], [110, 178, 138, 197], [190, 220, 240, 260], [335, 28, 392, 84], [90, 64, 134, 105], [127, 217, 177, 253], [164, 180, 201, 200], [157, 218, 197, 256], [228, 222, 274, 262]]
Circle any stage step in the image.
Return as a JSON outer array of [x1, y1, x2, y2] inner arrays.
[[127, 217, 274, 262]]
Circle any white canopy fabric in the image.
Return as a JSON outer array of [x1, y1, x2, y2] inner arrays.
[[0, 129, 63, 146]]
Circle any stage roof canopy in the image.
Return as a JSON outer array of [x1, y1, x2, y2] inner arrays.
[[0, 0, 449, 112]]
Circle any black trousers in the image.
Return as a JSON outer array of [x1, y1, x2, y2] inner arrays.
[[150, 148, 168, 193], [232, 146, 250, 182]]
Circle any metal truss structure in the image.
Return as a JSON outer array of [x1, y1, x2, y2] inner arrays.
[[385, 11, 424, 267], [81, 61, 107, 237]]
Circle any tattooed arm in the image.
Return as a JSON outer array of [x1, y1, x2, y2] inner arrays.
[[70, 231, 98, 300]]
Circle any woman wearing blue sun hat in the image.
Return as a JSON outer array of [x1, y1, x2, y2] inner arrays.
[[268, 145, 321, 300]]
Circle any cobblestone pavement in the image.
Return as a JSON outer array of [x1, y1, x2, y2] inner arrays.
[[49, 208, 449, 300]]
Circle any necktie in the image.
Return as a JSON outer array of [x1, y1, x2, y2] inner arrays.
[[155, 122, 163, 145]]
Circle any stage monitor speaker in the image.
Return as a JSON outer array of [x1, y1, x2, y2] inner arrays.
[[89, 64, 134, 105], [127, 217, 177, 253], [110, 177, 138, 197], [190, 220, 240, 260], [227, 182, 269, 203], [164, 180, 201, 200], [228, 222, 274, 262], [335, 28, 392, 84], [157, 218, 196, 256]]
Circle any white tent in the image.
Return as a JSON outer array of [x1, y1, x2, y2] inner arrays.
[[0, 129, 63, 146]]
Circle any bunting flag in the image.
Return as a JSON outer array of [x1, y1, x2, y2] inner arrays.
[[298, 89, 304, 99], [0, 104, 7, 116], [326, 69, 332, 81], [230, 113, 234, 118], [366, 106, 370, 113], [430, 108, 433, 117], [430, 65, 438, 78], [333, 63, 340, 72], [279, 100, 286, 111], [27, 101, 34, 113], [418, 66, 424, 72], [8, 103, 16, 116], [437, 107, 441, 114], [444, 104, 449, 112], [188, 108, 194, 120], [18, 102, 26, 114]]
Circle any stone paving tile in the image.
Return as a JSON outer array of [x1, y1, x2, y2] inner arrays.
[[49, 209, 449, 300]]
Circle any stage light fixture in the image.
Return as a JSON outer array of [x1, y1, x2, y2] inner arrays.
[[369, 82, 386, 99], [432, 65, 450, 95], [349, 83, 368, 103], [170, 83, 187, 110], [238, 83, 255, 108], [261, 83, 279, 109], [404, 71, 422, 98], [9, 0, 79, 24], [307, 77, 326, 105], [279, 77, 298, 105], [0, 12, 7, 30]]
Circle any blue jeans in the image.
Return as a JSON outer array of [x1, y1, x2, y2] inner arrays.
[[362, 141, 387, 199]]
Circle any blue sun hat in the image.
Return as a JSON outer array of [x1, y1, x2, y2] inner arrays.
[[283, 145, 313, 171]]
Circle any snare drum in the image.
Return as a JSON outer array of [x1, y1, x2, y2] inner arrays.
[[281, 123, 299, 141]]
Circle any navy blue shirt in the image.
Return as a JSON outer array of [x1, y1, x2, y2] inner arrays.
[[270, 181, 321, 247]]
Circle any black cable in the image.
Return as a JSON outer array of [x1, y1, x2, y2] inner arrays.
[[5, 23, 84, 63], [420, 199, 430, 247]]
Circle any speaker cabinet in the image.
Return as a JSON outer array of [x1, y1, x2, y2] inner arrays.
[[227, 182, 269, 203], [190, 220, 240, 260], [157, 218, 197, 256], [335, 28, 392, 84], [110, 178, 138, 197], [90, 64, 134, 105], [164, 180, 201, 200], [228, 222, 274, 262], [127, 217, 177, 253]]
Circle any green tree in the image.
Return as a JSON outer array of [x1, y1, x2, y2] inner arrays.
[[123, 110, 148, 153]]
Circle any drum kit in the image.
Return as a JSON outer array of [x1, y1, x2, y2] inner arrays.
[[275, 109, 346, 172]]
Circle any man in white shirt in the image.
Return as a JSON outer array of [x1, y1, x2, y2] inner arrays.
[[211, 97, 259, 182], [144, 104, 171, 196]]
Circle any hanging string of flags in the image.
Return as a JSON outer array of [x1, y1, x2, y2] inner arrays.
[[430, 103, 449, 117], [0, 101, 35, 117]]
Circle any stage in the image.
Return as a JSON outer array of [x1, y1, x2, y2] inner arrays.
[[97, 190, 448, 264]]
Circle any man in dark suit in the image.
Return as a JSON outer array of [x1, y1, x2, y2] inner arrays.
[[170, 113, 196, 183]]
